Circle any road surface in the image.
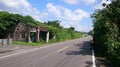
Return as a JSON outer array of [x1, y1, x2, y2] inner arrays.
[[0, 36, 93, 67]]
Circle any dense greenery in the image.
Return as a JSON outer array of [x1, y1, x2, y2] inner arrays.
[[91, 0, 120, 66], [0, 11, 83, 43], [43, 20, 83, 42], [0, 11, 37, 38]]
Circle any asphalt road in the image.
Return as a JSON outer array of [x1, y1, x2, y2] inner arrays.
[[0, 36, 93, 67]]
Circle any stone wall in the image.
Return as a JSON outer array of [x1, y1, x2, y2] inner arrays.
[[0, 39, 12, 45], [12, 22, 28, 41]]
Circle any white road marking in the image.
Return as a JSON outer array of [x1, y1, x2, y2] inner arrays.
[[57, 46, 70, 52], [92, 49, 96, 67]]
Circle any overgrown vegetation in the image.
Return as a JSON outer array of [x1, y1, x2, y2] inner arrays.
[[91, 0, 120, 66], [39, 20, 83, 42], [0, 11, 83, 45], [0, 11, 37, 38], [13, 40, 46, 46]]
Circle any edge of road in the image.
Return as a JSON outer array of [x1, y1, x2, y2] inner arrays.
[[0, 35, 96, 67], [92, 49, 96, 67], [0, 36, 87, 56], [0, 41, 65, 59]]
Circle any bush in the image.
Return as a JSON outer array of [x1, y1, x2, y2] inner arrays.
[[91, 0, 120, 66]]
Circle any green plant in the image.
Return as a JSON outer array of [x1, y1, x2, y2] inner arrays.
[[13, 41, 46, 46], [91, 0, 120, 66]]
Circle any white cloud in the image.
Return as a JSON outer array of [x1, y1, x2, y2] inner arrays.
[[63, 0, 79, 5], [60, 21, 93, 32], [76, 25, 93, 32], [0, 0, 44, 21], [0, 0, 92, 32], [83, 0, 96, 5], [62, 8, 89, 22], [46, 3, 89, 21], [46, 3, 91, 32], [46, 3, 61, 17], [63, 0, 95, 5]]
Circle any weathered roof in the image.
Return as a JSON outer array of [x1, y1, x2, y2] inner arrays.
[[9, 22, 26, 33], [37, 26, 49, 31], [9, 22, 49, 33]]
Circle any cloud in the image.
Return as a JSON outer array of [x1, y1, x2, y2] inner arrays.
[[63, 0, 79, 5], [46, 3, 91, 32], [46, 3, 61, 17], [63, 0, 95, 5], [77, 25, 93, 32], [60, 21, 93, 32], [0, 0, 43, 21], [63, 9, 89, 21], [0, 0, 92, 32], [83, 0, 96, 5], [46, 3, 89, 21]]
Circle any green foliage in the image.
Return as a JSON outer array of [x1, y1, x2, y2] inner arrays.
[[55, 29, 71, 41], [43, 21, 83, 42], [0, 11, 83, 46], [0, 11, 23, 38], [88, 30, 94, 35], [13, 41, 46, 46], [0, 11, 38, 38], [44, 20, 62, 28], [91, 0, 120, 66], [23, 15, 38, 26]]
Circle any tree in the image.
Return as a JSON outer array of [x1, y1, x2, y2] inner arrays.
[[0, 11, 38, 38], [23, 15, 37, 26], [88, 30, 93, 35], [46, 20, 61, 28], [91, 0, 120, 66]]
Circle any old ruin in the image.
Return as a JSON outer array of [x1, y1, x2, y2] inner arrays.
[[8, 22, 52, 43]]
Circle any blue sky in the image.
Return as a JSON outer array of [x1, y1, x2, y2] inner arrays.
[[0, 0, 110, 32], [28, 0, 95, 32]]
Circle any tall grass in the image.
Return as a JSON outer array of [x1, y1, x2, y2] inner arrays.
[[13, 40, 46, 46]]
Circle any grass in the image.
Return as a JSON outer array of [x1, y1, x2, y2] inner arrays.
[[13, 36, 85, 46], [13, 40, 47, 46]]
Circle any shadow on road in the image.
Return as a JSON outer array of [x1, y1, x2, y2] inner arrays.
[[66, 40, 93, 67], [66, 41, 91, 56], [85, 61, 92, 67]]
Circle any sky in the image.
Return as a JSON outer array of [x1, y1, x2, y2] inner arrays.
[[0, 0, 111, 32]]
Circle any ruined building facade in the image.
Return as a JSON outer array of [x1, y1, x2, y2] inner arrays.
[[9, 22, 51, 43]]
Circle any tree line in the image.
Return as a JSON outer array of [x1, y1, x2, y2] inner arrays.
[[0, 11, 83, 42], [91, 0, 120, 66]]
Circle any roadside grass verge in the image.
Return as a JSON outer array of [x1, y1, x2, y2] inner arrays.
[[13, 35, 86, 46], [13, 41, 46, 46]]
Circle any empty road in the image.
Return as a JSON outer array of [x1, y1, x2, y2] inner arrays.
[[0, 36, 93, 67]]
